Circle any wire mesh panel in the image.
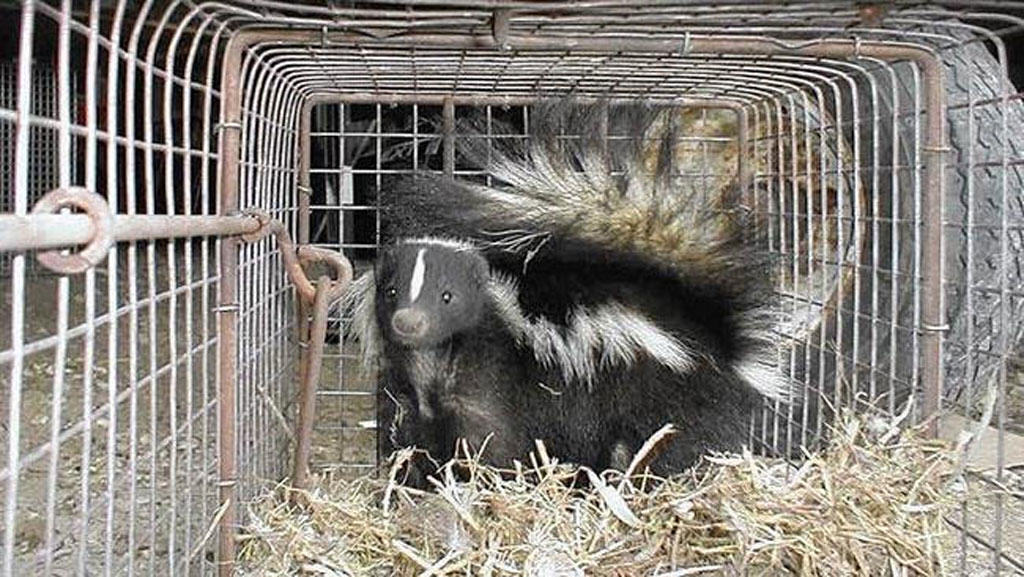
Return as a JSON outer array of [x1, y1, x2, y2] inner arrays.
[[1, 1, 1024, 576], [233, 46, 302, 509], [1, 3, 238, 575], [0, 62, 77, 278]]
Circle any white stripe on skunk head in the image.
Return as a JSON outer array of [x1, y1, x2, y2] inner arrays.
[[409, 248, 428, 302], [486, 274, 699, 388]]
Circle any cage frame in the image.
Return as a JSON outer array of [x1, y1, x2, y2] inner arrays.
[[7, 1, 1024, 575]]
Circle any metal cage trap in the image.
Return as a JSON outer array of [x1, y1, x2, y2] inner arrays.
[[0, 1, 1023, 575]]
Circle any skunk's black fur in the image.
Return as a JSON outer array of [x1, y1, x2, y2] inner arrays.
[[345, 102, 787, 479]]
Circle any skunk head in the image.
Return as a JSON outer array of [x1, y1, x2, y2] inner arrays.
[[375, 238, 490, 349]]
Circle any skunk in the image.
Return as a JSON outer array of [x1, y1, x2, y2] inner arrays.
[[342, 103, 789, 477]]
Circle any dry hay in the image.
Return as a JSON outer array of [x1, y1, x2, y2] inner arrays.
[[237, 414, 959, 576]]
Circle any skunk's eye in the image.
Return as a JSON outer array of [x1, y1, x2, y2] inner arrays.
[[441, 291, 453, 304], [385, 286, 398, 300]]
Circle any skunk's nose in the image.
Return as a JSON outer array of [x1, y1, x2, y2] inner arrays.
[[391, 308, 428, 340]]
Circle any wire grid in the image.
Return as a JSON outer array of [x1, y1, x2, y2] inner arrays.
[[0, 62, 77, 278], [0, 1, 1022, 576], [310, 102, 418, 475], [234, 25, 303, 509], [0, 3, 235, 576]]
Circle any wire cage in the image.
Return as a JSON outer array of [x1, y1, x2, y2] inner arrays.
[[0, 1, 1023, 575]]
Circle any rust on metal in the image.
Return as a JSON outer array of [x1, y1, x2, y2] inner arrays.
[[241, 208, 353, 304], [298, 101, 314, 249], [0, 197, 351, 303], [296, 99, 315, 377], [858, 3, 889, 27], [215, 29, 249, 577], [290, 275, 341, 492]]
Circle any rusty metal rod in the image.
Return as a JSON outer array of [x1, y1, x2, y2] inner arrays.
[[298, 102, 313, 248], [216, 30, 247, 577], [290, 275, 334, 491], [0, 214, 262, 252], [0, 188, 353, 302], [296, 99, 314, 381], [242, 211, 353, 304]]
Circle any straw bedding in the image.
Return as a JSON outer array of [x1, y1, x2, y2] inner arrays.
[[237, 413, 958, 576]]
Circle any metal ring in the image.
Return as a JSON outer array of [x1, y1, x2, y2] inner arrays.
[[297, 245, 354, 301], [31, 187, 115, 274], [240, 208, 272, 243]]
